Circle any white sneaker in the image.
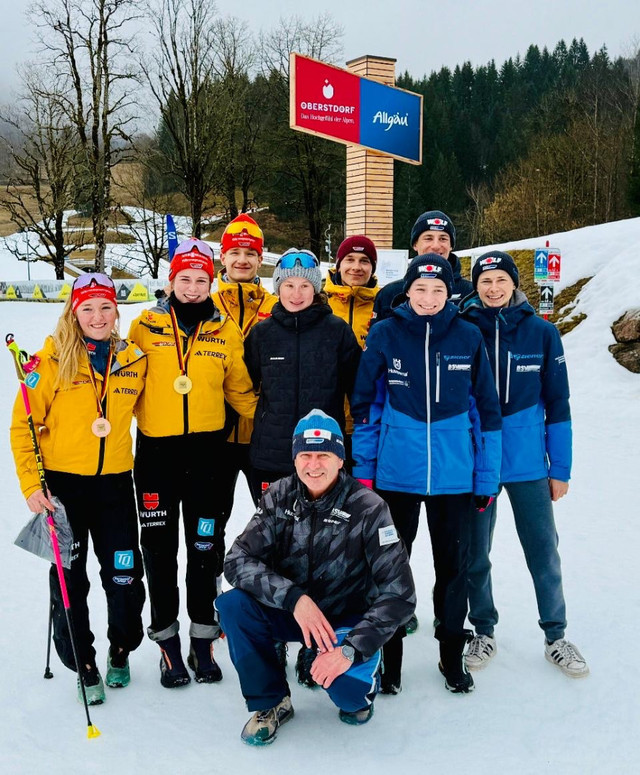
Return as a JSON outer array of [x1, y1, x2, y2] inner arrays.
[[465, 635, 497, 671], [241, 695, 294, 746], [545, 639, 589, 678]]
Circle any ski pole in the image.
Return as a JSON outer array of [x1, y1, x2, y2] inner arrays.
[[6, 334, 100, 739], [44, 601, 54, 680]]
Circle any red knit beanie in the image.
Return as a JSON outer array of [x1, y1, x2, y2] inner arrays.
[[221, 214, 264, 255], [335, 235, 377, 272], [169, 238, 215, 282]]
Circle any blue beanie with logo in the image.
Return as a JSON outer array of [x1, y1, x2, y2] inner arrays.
[[410, 210, 456, 251], [403, 253, 454, 297], [472, 250, 519, 289], [292, 409, 345, 460]]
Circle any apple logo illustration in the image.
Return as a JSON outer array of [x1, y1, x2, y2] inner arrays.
[[323, 79, 334, 99]]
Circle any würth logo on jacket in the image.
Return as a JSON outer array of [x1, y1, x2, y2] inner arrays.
[[143, 492, 159, 510]]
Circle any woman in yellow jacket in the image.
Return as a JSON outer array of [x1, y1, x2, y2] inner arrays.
[[10, 273, 147, 705], [128, 237, 257, 689]]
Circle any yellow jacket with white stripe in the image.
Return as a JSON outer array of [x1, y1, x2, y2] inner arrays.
[[128, 298, 257, 438], [212, 274, 277, 444], [10, 337, 147, 500]]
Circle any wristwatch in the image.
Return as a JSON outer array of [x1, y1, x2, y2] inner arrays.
[[341, 644, 356, 662]]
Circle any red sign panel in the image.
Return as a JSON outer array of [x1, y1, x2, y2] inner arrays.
[[291, 55, 360, 143], [547, 250, 561, 282]]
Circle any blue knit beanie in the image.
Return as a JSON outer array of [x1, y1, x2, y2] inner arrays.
[[410, 210, 456, 250], [292, 409, 345, 460], [403, 253, 454, 297], [472, 250, 519, 289]]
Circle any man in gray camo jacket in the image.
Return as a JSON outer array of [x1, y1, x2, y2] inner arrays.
[[216, 409, 416, 746]]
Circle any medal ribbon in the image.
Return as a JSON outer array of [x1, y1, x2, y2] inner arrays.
[[86, 347, 114, 419], [169, 306, 203, 377]]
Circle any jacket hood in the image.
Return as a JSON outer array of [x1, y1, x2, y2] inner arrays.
[[391, 299, 460, 340], [459, 288, 535, 333]]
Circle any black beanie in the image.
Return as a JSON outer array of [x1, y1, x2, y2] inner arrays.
[[472, 251, 519, 289], [410, 210, 456, 250], [403, 253, 454, 297]]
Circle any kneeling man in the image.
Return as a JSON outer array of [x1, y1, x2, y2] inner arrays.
[[217, 409, 416, 746]]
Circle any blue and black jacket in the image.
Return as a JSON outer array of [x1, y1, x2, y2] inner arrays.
[[459, 289, 571, 483], [351, 301, 502, 496]]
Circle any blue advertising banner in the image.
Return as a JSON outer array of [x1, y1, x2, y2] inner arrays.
[[359, 78, 422, 164]]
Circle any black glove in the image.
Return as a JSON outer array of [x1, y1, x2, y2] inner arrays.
[[474, 495, 495, 512]]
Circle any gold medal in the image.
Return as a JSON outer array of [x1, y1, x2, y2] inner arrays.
[[91, 417, 112, 437], [174, 375, 193, 394]]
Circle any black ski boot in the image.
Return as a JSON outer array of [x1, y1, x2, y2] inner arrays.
[[295, 646, 318, 688], [158, 634, 191, 688], [380, 630, 403, 695], [188, 637, 223, 683], [438, 634, 475, 694], [274, 641, 288, 670]]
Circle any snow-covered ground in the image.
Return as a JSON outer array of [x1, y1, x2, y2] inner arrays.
[[0, 219, 639, 774]]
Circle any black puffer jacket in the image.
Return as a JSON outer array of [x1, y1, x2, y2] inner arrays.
[[224, 471, 416, 658], [244, 301, 361, 473]]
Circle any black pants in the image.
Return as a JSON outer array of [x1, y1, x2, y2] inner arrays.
[[377, 490, 472, 677], [134, 430, 226, 641], [46, 470, 145, 672], [214, 442, 254, 569], [248, 467, 291, 506]]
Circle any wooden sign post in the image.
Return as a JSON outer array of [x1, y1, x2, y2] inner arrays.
[[345, 56, 396, 249]]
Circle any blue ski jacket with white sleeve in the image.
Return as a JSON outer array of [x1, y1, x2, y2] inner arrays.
[[459, 289, 571, 483], [351, 301, 502, 496]]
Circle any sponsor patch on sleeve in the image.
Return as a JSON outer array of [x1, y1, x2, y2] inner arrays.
[[378, 525, 399, 546]]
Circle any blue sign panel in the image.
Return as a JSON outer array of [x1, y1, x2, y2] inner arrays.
[[359, 79, 422, 164], [534, 249, 548, 282]]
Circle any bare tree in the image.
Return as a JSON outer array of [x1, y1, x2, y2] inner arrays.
[[32, 0, 141, 271], [1, 68, 86, 278], [259, 14, 345, 255], [112, 157, 174, 277], [142, 0, 224, 237]]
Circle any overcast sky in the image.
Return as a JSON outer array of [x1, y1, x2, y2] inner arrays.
[[2, 0, 639, 100]]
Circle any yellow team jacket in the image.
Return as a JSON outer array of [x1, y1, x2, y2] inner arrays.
[[325, 269, 379, 434], [212, 274, 277, 339], [212, 274, 277, 445], [128, 300, 257, 438], [324, 269, 379, 348], [10, 337, 147, 500]]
